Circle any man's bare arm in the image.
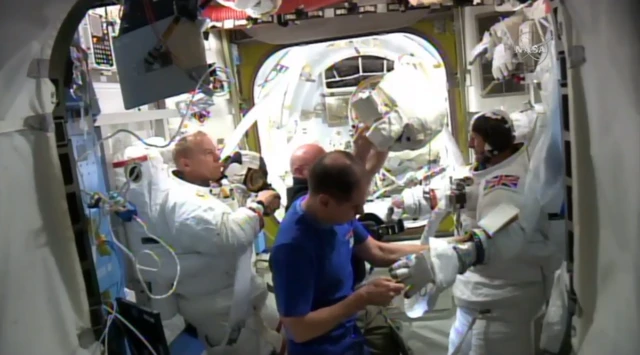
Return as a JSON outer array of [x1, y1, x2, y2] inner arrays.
[[355, 237, 428, 267], [352, 126, 389, 185], [364, 150, 389, 185]]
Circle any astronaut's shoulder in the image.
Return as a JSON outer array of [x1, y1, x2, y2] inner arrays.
[[165, 187, 213, 213]]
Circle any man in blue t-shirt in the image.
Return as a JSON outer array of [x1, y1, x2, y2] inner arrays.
[[270, 150, 428, 355]]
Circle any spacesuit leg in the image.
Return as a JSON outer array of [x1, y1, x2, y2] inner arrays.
[[448, 308, 536, 355], [179, 294, 279, 355], [233, 288, 283, 355], [230, 310, 282, 355], [448, 308, 474, 355]]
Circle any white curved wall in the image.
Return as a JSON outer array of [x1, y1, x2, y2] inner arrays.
[[253, 33, 448, 190]]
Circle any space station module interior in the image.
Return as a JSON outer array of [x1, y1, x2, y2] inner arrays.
[[1, 0, 639, 354]]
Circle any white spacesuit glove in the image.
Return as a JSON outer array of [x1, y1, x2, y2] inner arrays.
[[469, 31, 497, 65], [489, 13, 525, 48], [389, 238, 461, 312], [492, 44, 516, 81], [367, 110, 431, 152], [365, 111, 435, 152]]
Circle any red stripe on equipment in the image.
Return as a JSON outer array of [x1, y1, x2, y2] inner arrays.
[[112, 155, 149, 168]]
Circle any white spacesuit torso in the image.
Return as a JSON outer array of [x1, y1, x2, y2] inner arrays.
[[151, 171, 284, 355], [453, 147, 548, 312], [155, 173, 265, 307]]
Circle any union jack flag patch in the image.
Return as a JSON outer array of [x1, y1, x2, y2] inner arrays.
[[483, 174, 520, 193]]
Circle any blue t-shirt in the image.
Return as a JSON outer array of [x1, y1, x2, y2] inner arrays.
[[270, 196, 370, 355]]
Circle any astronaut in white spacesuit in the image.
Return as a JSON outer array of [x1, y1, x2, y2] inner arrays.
[[153, 131, 282, 355], [387, 110, 558, 355]]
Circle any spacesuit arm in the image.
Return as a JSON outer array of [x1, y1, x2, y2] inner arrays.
[[393, 185, 438, 220], [176, 205, 262, 255], [364, 150, 389, 185], [390, 182, 525, 301]]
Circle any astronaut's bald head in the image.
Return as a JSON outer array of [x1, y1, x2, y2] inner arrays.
[[290, 143, 326, 179]]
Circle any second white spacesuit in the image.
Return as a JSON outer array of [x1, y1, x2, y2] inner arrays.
[[153, 170, 281, 355], [389, 110, 561, 354], [447, 146, 547, 355]]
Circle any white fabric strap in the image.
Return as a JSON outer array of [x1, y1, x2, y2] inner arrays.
[[0, 114, 53, 135], [27, 58, 50, 79]]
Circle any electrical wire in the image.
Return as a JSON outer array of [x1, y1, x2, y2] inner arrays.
[[131, 215, 181, 299], [93, 301, 118, 355], [103, 304, 159, 355]]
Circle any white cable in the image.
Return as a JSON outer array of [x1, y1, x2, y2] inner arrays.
[[93, 301, 118, 355], [76, 64, 218, 166], [103, 305, 159, 355], [107, 223, 160, 272], [104, 321, 110, 355], [130, 215, 181, 299]]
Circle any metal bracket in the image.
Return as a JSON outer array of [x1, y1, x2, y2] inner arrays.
[[568, 45, 586, 69]]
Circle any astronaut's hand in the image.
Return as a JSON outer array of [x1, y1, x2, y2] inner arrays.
[[354, 277, 405, 307], [257, 190, 281, 216], [469, 31, 497, 65], [389, 251, 435, 298], [492, 44, 516, 81]]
